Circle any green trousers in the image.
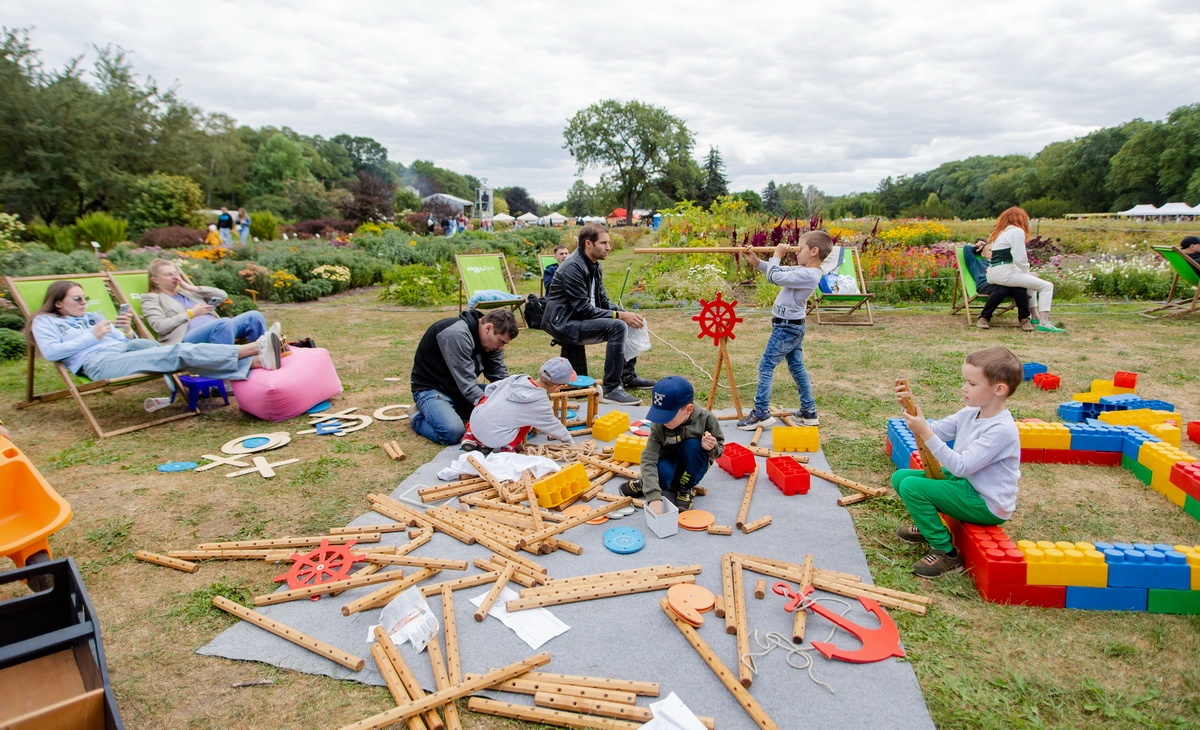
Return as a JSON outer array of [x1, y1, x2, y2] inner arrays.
[[891, 469, 1005, 552]]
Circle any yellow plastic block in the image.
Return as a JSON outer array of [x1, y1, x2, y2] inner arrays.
[[1148, 472, 1187, 506], [1100, 409, 1176, 428], [531, 462, 591, 509], [1016, 422, 1071, 450], [1020, 545, 1108, 587], [1138, 442, 1197, 477], [1090, 379, 1115, 395], [771, 426, 820, 452], [613, 434, 647, 464], [591, 411, 631, 442], [1175, 546, 1200, 590], [1147, 423, 1182, 448], [1111, 386, 1137, 395], [1071, 392, 1103, 403]]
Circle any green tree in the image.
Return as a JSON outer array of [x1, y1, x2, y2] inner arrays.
[[332, 134, 392, 180], [404, 160, 477, 200], [777, 182, 809, 218], [394, 186, 421, 213], [1107, 120, 1169, 209], [762, 180, 783, 215], [246, 132, 314, 199], [123, 173, 203, 234], [563, 179, 609, 217], [733, 190, 763, 212], [698, 146, 729, 209], [563, 99, 694, 224]]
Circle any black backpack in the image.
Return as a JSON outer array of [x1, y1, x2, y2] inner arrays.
[[524, 294, 546, 329]]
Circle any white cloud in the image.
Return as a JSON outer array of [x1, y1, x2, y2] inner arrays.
[[3, 0, 1197, 202]]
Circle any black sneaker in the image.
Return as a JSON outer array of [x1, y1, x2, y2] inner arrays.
[[736, 409, 776, 431], [674, 489, 695, 511], [620, 478, 644, 498], [913, 549, 964, 578], [601, 387, 642, 405], [623, 375, 657, 390], [795, 410, 819, 426]]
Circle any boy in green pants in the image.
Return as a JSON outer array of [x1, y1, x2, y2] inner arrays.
[[891, 346, 1023, 577]]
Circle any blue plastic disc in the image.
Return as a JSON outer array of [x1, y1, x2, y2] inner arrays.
[[240, 437, 271, 449], [566, 409, 578, 420], [306, 400, 332, 414], [568, 375, 595, 388], [158, 461, 198, 472], [604, 526, 645, 555]]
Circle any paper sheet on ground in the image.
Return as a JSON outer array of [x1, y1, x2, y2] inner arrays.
[[469, 586, 569, 650], [639, 692, 708, 730], [366, 587, 440, 652], [436, 452, 559, 482]]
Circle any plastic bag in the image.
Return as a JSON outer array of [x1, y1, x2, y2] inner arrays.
[[623, 321, 652, 361]]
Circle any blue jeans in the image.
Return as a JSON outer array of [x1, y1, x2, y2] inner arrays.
[[218, 229, 233, 247], [237, 226, 250, 244], [80, 339, 252, 382], [410, 389, 467, 445], [656, 438, 710, 494], [753, 322, 815, 415], [184, 311, 266, 346]]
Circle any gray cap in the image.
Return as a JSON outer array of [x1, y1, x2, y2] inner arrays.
[[540, 357, 576, 385]]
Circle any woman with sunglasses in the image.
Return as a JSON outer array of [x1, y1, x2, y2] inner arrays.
[[140, 259, 270, 346], [26, 281, 281, 383]]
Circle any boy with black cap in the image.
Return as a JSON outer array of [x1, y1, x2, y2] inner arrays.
[[461, 356, 577, 454], [621, 375, 724, 513]]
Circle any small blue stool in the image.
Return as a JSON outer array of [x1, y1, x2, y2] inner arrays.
[[173, 375, 230, 412]]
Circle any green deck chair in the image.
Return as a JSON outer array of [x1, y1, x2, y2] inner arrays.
[[950, 246, 1016, 324], [1141, 246, 1200, 317], [106, 270, 160, 340], [454, 252, 527, 325], [5, 273, 194, 439], [539, 254, 559, 296], [808, 246, 875, 325]]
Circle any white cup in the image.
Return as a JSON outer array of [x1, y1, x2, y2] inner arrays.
[[144, 397, 172, 412]]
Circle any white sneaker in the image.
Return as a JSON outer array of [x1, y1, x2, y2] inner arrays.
[[269, 321, 282, 340], [259, 332, 282, 370]]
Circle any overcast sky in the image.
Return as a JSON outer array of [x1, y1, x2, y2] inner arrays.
[[4, 1, 1198, 202]]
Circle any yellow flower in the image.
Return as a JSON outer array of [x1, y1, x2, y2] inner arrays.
[[409, 240, 417, 247]]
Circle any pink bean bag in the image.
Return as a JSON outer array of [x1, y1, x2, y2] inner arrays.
[[231, 347, 342, 421]]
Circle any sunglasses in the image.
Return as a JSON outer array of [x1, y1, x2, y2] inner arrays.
[[67, 296, 89, 303]]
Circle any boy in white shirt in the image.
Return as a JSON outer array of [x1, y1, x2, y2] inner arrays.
[[736, 230, 833, 430], [892, 346, 1023, 577]]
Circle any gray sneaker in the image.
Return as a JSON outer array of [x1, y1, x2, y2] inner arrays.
[[794, 410, 819, 426], [258, 332, 282, 370], [913, 549, 964, 578], [737, 409, 776, 431], [600, 387, 641, 405]]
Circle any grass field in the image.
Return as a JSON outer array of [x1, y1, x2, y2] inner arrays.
[[1, 247, 1198, 729]]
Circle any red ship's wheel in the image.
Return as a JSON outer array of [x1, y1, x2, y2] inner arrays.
[[692, 292, 743, 345], [273, 539, 364, 599]]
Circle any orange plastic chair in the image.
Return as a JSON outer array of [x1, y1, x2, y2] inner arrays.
[[0, 436, 72, 568]]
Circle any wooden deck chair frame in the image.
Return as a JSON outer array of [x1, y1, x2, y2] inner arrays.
[[808, 246, 875, 325], [1140, 246, 1200, 317], [538, 254, 559, 296], [5, 273, 196, 439], [949, 245, 1016, 325], [454, 252, 527, 326]]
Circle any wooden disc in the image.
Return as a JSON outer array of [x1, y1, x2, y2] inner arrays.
[[221, 432, 291, 455], [373, 404, 411, 421], [678, 509, 716, 531]]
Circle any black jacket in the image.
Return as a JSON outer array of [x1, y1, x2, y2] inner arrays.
[[541, 248, 621, 342], [410, 310, 508, 418]]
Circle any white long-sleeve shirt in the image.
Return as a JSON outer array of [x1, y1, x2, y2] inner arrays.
[[756, 258, 821, 320], [924, 406, 1020, 519], [988, 226, 1028, 267]]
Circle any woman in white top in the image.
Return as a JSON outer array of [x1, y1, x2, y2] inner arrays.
[[983, 206, 1064, 333]]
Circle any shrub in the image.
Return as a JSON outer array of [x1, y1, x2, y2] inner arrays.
[[0, 312, 25, 330], [0, 328, 26, 361], [27, 223, 80, 253], [138, 227, 206, 249], [861, 246, 958, 304], [249, 211, 279, 242], [1021, 197, 1072, 220], [877, 221, 953, 248], [378, 263, 456, 306], [75, 212, 128, 251], [215, 294, 259, 318], [0, 245, 102, 277], [0, 212, 25, 252], [287, 218, 357, 239], [124, 173, 204, 234]]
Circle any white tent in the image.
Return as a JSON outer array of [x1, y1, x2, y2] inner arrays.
[[492, 213, 515, 222], [546, 212, 568, 224], [1117, 204, 1160, 217], [1155, 202, 1198, 216], [421, 193, 473, 210], [516, 212, 539, 222]]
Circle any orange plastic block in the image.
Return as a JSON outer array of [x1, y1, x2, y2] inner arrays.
[[1146, 423, 1182, 448], [531, 462, 591, 509], [0, 436, 73, 566], [591, 410, 631, 442], [1016, 422, 1071, 450], [771, 426, 820, 452], [1018, 542, 1108, 587], [613, 434, 647, 464]]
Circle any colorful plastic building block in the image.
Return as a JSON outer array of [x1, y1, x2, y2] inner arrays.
[[771, 426, 819, 453], [1032, 372, 1060, 391], [1170, 462, 1200, 501], [1112, 371, 1138, 389], [1067, 423, 1125, 452], [1016, 422, 1071, 450], [1187, 421, 1200, 445], [591, 410, 631, 442], [1065, 586, 1147, 611], [765, 456, 810, 495], [1146, 423, 1182, 448], [1057, 402, 1084, 422], [1018, 541, 1107, 587], [1147, 588, 1200, 615], [715, 442, 756, 478], [1096, 543, 1190, 590], [1174, 545, 1200, 590], [613, 433, 647, 464], [531, 462, 591, 509], [1022, 362, 1048, 380]]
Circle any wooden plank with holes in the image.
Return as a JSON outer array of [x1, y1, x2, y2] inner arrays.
[[516, 496, 633, 548], [365, 555, 469, 571], [721, 553, 737, 631], [735, 468, 759, 529], [534, 692, 651, 722], [467, 698, 642, 730], [804, 466, 888, 497], [792, 554, 814, 644], [464, 452, 511, 502], [373, 626, 446, 730], [135, 550, 198, 573], [896, 378, 943, 479], [328, 523, 407, 535], [368, 494, 477, 545], [425, 635, 463, 730], [341, 568, 441, 616], [469, 676, 637, 704], [732, 559, 752, 688], [575, 454, 640, 479], [253, 568, 407, 606], [196, 534, 380, 550], [741, 515, 773, 534], [420, 571, 501, 598], [474, 558, 538, 588], [505, 574, 694, 612], [213, 596, 364, 671], [474, 563, 517, 622], [370, 642, 429, 730], [439, 585, 461, 684]]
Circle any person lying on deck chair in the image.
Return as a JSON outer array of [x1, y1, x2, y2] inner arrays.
[[27, 281, 281, 384], [140, 259, 275, 346]]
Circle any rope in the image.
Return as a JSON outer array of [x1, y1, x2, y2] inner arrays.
[[646, 324, 758, 391], [738, 594, 855, 695]]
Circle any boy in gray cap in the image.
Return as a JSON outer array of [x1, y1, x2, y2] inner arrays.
[[461, 357, 577, 453]]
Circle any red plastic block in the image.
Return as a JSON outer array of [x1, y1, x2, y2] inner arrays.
[[1171, 461, 1200, 501], [884, 439, 893, 457], [907, 451, 923, 470], [1113, 371, 1138, 389], [1020, 448, 1044, 463], [1044, 449, 1122, 467], [978, 581, 1067, 608], [1188, 421, 1200, 445], [716, 442, 756, 478], [1033, 372, 1061, 391], [766, 456, 810, 495]]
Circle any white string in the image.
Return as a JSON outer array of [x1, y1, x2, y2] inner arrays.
[[738, 596, 854, 695], [645, 324, 758, 391]]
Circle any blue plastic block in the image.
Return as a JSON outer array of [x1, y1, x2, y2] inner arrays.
[[1068, 424, 1126, 452], [1138, 399, 1175, 412], [1022, 362, 1048, 380], [1065, 586, 1147, 611], [1098, 393, 1140, 407], [1058, 402, 1084, 422], [1103, 547, 1191, 590], [1121, 427, 1160, 461]]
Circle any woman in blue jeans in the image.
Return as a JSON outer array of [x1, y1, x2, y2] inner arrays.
[[28, 281, 280, 383], [140, 259, 271, 347]]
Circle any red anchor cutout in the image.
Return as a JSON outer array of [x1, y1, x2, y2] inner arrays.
[[772, 582, 906, 664]]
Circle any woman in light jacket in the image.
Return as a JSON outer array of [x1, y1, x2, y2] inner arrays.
[[140, 259, 270, 346], [984, 207, 1064, 333]]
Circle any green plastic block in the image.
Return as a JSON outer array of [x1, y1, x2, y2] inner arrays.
[[1121, 455, 1152, 485], [1185, 495, 1200, 523], [1147, 588, 1200, 615]]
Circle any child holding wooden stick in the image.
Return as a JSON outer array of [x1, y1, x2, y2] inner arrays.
[[891, 346, 1023, 577], [460, 356, 576, 453], [621, 376, 724, 513]]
